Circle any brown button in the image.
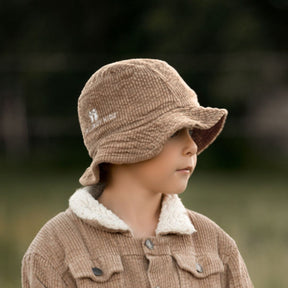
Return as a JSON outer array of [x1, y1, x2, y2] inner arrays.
[[145, 239, 154, 249]]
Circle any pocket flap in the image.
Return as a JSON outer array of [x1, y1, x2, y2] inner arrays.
[[69, 255, 124, 282], [173, 253, 224, 278]]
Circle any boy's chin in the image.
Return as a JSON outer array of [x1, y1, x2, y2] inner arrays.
[[166, 185, 188, 195]]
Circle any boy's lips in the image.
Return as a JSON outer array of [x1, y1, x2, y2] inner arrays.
[[176, 166, 192, 173]]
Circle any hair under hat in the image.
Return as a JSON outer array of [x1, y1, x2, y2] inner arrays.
[[78, 59, 228, 186]]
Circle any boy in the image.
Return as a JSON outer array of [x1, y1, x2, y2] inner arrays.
[[22, 59, 253, 287]]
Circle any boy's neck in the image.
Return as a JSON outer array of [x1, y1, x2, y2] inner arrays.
[[97, 184, 163, 238]]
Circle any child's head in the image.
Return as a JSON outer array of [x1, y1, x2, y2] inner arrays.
[[78, 59, 227, 186]]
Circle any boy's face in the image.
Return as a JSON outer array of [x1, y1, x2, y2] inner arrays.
[[116, 128, 197, 195]]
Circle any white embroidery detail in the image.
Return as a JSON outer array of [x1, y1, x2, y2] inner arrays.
[[89, 109, 98, 123], [86, 109, 117, 135]]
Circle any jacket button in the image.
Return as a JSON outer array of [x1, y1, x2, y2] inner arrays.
[[92, 267, 103, 276], [145, 239, 154, 249], [196, 263, 203, 273]]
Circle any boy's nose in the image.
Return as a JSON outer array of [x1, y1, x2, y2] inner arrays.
[[183, 130, 198, 156]]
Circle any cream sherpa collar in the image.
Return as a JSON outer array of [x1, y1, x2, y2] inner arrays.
[[69, 187, 196, 236]]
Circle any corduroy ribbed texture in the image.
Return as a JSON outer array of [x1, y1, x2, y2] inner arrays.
[[77, 59, 228, 185], [22, 207, 253, 287]]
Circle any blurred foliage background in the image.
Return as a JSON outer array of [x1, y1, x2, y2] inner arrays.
[[0, 0, 288, 287]]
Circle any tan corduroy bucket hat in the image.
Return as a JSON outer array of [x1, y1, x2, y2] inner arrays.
[[78, 59, 228, 186]]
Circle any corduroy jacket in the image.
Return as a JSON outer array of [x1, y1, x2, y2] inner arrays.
[[22, 187, 253, 287]]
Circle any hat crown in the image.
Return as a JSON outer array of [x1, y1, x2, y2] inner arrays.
[[78, 59, 199, 155]]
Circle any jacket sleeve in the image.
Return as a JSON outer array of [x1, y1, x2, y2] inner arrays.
[[22, 253, 68, 288], [222, 244, 254, 288]]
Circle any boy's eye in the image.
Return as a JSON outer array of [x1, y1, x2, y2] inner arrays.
[[170, 130, 181, 138], [170, 129, 194, 139], [188, 129, 194, 139]]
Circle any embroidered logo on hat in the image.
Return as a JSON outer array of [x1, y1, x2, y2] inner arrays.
[[89, 109, 98, 123], [85, 108, 117, 135]]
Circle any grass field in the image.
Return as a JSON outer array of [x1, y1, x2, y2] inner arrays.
[[1, 168, 287, 287]]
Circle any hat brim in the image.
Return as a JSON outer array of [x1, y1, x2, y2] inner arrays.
[[79, 106, 228, 186]]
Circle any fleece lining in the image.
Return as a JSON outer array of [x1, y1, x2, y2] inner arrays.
[[69, 187, 196, 235]]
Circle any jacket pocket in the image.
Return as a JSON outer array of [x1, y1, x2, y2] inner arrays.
[[69, 254, 124, 287], [173, 253, 224, 287]]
